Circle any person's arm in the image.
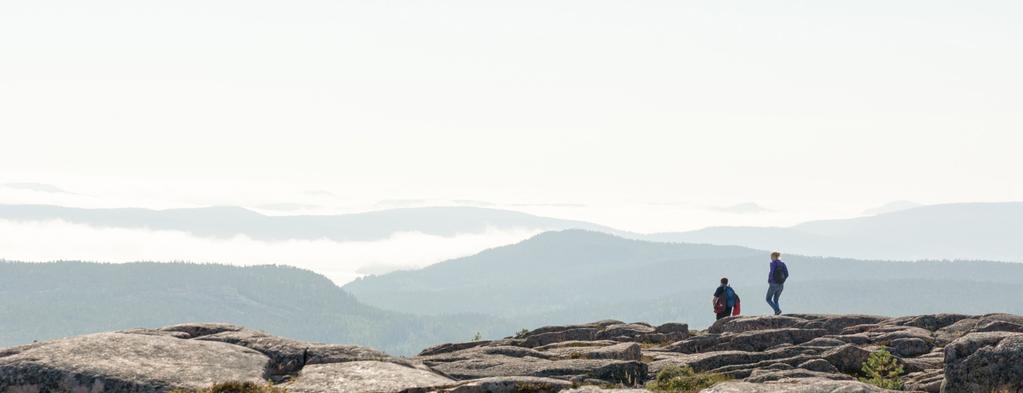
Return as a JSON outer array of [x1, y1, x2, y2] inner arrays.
[[768, 262, 777, 282]]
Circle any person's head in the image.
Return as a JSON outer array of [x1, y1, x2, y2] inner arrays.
[[720, 277, 729, 285], [771, 252, 781, 261]]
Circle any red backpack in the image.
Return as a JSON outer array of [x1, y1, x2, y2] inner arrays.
[[713, 295, 727, 314]]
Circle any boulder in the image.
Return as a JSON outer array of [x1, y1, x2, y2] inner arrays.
[[702, 378, 901, 392], [901, 356, 942, 374], [664, 334, 723, 354], [904, 369, 944, 393], [524, 328, 599, 347], [744, 368, 855, 383], [793, 315, 889, 334], [709, 329, 828, 352], [419, 340, 494, 357], [195, 329, 308, 374], [889, 337, 932, 358], [821, 344, 873, 374], [709, 316, 805, 334], [883, 314, 972, 332], [831, 334, 872, 346], [305, 343, 399, 365], [974, 319, 1023, 334], [935, 314, 1023, 344], [547, 342, 642, 361], [0, 332, 268, 392], [434, 376, 574, 393], [651, 351, 756, 373], [655, 323, 689, 336], [561, 387, 651, 393], [941, 332, 1023, 393], [286, 360, 454, 393], [797, 337, 847, 348], [596, 324, 655, 340], [797, 359, 839, 373], [421, 345, 554, 363], [934, 318, 981, 344], [196, 328, 394, 374], [711, 356, 821, 379], [650, 346, 812, 375], [523, 321, 622, 337], [428, 356, 647, 385], [871, 326, 933, 344], [535, 340, 620, 351]]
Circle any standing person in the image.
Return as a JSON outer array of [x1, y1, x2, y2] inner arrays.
[[766, 252, 789, 315], [713, 277, 738, 320]]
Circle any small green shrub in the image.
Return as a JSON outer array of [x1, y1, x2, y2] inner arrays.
[[646, 365, 730, 393], [472, 331, 483, 341], [169, 381, 286, 393], [859, 348, 905, 390]]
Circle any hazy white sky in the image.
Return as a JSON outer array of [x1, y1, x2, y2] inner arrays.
[[3, 0, 1022, 232]]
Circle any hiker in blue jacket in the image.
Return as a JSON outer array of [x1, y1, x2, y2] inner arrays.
[[713, 277, 737, 320], [766, 252, 789, 315]]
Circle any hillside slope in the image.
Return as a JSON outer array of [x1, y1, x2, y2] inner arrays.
[[344, 230, 1023, 330], [0, 261, 506, 355]]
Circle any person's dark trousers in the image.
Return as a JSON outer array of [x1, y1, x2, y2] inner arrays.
[[716, 306, 733, 320], [766, 283, 784, 315]]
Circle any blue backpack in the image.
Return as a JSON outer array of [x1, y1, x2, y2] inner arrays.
[[724, 286, 737, 307]]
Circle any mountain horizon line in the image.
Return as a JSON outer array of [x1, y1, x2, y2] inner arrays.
[[2, 201, 1023, 264]]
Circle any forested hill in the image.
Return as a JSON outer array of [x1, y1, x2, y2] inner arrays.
[[344, 230, 1023, 330], [0, 261, 507, 355]]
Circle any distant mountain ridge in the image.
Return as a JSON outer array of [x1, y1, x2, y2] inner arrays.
[[344, 229, 1023, 331], [3, 201, 1023, 263], [648, 202, 1023, 262], [0, 204, 621, 241], [861, 200, 922, 216]]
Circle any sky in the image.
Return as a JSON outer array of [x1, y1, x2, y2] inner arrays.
[[2, 1, 1022, 281]]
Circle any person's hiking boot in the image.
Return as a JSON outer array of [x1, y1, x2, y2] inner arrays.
[[774, 310, 782, 316]]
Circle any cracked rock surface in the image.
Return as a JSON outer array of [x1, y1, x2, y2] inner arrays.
[[2, 314, 1022, 392]]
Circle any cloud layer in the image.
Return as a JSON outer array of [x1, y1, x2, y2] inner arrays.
[[0, 219, 541, 285]]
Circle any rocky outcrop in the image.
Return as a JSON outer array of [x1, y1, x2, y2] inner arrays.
[[3, 314, 1023, 392], [0, 325, 436, 393], [701, 377, 901, 392], [0, 332, 269, 392], [286, 361, 454, 393], [941, 331, 1023, 393]]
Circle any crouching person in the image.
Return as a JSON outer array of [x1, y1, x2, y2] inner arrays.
[[713, 277, 740, 320]]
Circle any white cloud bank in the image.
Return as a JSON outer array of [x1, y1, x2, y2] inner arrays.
[[0, 219, 542, 285]]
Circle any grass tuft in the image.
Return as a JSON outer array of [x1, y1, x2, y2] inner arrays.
[[646, 365, 730, 393], [169, 381, 286, 393]]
